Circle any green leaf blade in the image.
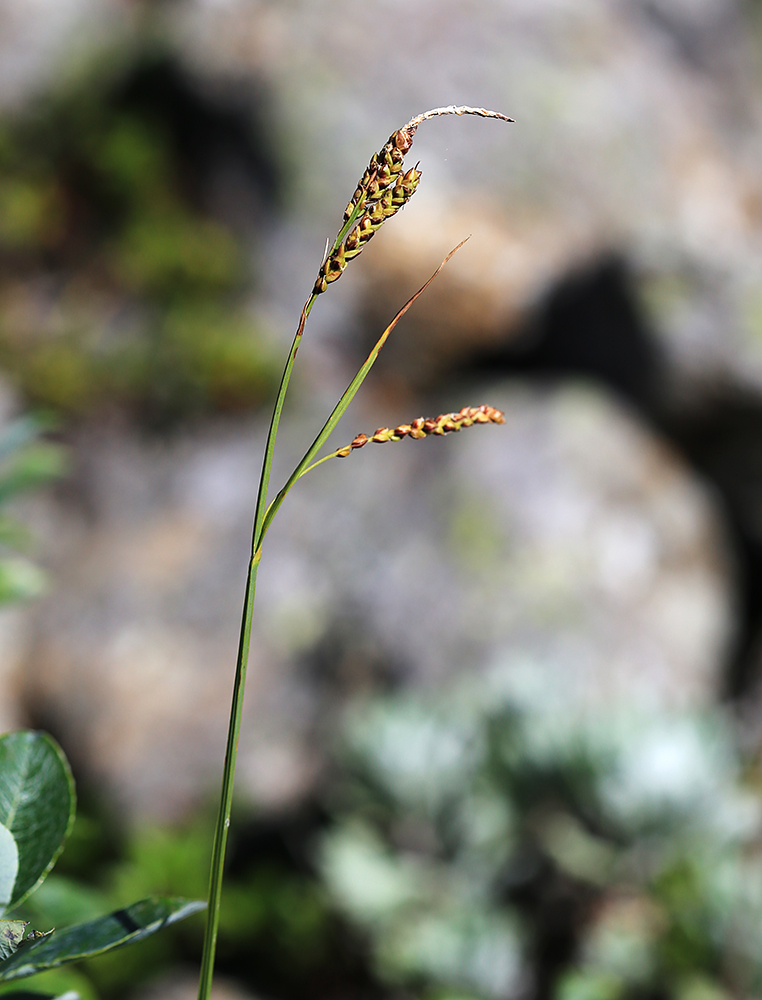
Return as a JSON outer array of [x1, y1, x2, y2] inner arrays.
[[0, 993, 79, 999], [0, 826, 19, 914], [0, 922, 27, 961], [0, 897, 205, 983], [0, 734, 75, 911]]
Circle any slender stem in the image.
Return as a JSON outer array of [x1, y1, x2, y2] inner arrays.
[[298, 449, 344, 477], [198, 292, 317, 1000], [197, 549, 260, 1000], [244, 185, 376, 557], [251, 293, 316, 553]]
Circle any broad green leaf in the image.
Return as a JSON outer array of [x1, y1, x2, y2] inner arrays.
[[0, 897, 205, 982], [0, 923, 26, 961], [0, 733, 75, 911], [0, 826, 18, 913]]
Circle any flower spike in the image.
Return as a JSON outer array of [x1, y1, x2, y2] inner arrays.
[[334, 405, 506, 458], [313, 106, 513, 296]]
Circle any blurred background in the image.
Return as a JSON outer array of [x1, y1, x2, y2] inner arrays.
[[2, 0, 762, 997]]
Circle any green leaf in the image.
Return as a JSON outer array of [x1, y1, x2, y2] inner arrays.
[[0, 962, 92, 999], [0, 923, 26, 961], [0, 827, 18, 912], [0, 993, 79, 999], [0, 733, 75, 912], [0, 897, 205, 982]]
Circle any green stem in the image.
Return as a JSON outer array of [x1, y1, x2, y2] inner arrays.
[[198, 212, 363, 1000], [197, 548, 260, 1000], [198, 291, 317, 1000], [299, 449, 344, 477], [198, 238, 465, 1000], [252, 293, 317, 552]]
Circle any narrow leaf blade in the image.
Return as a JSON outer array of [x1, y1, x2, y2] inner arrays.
[[0, 734, 75, 911], [0, 897, 205, 982], [258, 240, 469, 543]]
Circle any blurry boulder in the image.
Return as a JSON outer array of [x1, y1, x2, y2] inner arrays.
[[17, 380, 733, 820], [170, 0, 762, 406], [3, 2, 762, 395], [0, 0, 751, 820]]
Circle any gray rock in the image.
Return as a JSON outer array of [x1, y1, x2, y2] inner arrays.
[[2, 0, 762, 395], [170, 0, 762, 401], [0, 0, 749, 820], [16, 381, 733, 820]]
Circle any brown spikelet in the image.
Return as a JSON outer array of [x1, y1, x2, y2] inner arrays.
[[313, 105, 512, 296], [335, 405, 505, 456]]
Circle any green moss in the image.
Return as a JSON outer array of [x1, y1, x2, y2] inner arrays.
[[0, 47, 278, 427]]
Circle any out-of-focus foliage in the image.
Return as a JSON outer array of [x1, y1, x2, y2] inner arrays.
[[16, 672, 762, 1000], [0, 47, 277, 427], [320, 669, 762, 1000], [0, 731, 201, 998], [18, 808, 361, 1000], [0, 417, 65, 604]]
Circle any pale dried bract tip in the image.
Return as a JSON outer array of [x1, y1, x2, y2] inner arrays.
[[335, 405, 505, 457], [404, 105, 515, 132], [391, 106, 512, 165]]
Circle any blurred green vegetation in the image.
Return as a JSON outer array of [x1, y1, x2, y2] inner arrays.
[[0, 47, 278, 428], [15, 801, 373, 1000], [0, 417, 65, 604], [319, 674, 762, 1000], [15, 676, 762, 1000]]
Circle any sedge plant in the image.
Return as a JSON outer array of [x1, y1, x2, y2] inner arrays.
[[197, 105, 513, 1000]]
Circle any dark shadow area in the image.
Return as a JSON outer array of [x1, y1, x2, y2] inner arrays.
[[462, 254, 762, 701], [661, 395, 762, 698], [0, 45, 282, 425], [109, 53, 281, 226], [505, 851, 596, 1000], [220, 806, 385, 1000], [467, 257, 662, 411]]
